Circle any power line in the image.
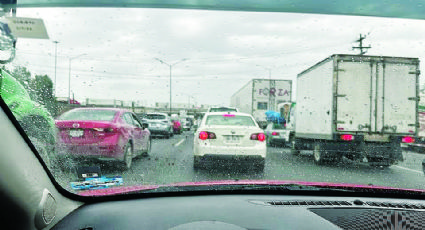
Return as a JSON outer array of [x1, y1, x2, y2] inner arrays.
[[15, 41, 350, 65]]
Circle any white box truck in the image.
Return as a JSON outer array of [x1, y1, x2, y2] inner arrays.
[[230, 79, 292, 127], [292, 54, 419, 167]]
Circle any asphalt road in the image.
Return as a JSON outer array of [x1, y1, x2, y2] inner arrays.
[[56, 131, 425, 191]]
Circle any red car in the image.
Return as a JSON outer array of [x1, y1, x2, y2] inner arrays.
[[55, 108, 151, 169], [172, 119, 182, 134]]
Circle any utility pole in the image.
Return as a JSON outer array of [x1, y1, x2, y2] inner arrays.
[[154, 58, 188, 116], [352, 34, 371, 55], [53, 41, 59, 96]]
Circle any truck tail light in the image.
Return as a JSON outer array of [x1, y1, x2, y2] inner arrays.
[[340, 134, 354, 141], [402, 136, 415, 143], [199, 131, 216, 140], [251, 133, 266, 142], [272, 132, 279, 136]]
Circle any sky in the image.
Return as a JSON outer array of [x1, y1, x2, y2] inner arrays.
[[6, 7, 425, 107]]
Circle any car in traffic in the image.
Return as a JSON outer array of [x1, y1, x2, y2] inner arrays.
[[55, 108, 151, 169], [207, 106, 239, 113], [264, 122, 292, 147], [143, 112, 173, 138], [172, 119, 182, 134], [181, 116, 193, 131], [193, 112, 266, 171]]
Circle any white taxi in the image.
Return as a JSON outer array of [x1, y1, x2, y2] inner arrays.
[[193, 112, 267, 170]]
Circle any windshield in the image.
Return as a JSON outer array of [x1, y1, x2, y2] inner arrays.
[[58, 109, 116, 121], [209, 107, 238, 112], [145, 114, 166, 120], [205, 115, 256, 126], [2, 3, 425, 197]]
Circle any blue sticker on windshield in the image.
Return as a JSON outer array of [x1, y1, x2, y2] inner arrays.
[[70, 176, 123, 190]]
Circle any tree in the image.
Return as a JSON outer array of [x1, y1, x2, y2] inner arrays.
[[9, 66, 32, 91], [30, 74, 56, 115]]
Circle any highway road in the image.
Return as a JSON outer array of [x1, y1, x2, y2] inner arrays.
[[55, 131, 425, 192]]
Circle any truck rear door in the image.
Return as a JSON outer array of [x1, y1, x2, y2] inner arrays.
[[335, 57, 418, 135], [335, 60, 372, 133], [381, 61, 418, 134]]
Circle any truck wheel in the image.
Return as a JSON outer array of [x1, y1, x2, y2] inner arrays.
[[313, 143, 327, 165]]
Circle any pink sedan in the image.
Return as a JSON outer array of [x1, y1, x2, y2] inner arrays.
[[56, 108, 151, 169]]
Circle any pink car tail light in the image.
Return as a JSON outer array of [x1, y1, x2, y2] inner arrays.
[[199, 131, 216, 140], [272, 132, 279, 136], [251, 133, 266, 142], [402, 136, 415, 143], [340, 134, 354, 141], [223, 114, 235, 117]]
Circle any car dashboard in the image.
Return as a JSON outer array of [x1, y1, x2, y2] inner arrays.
[[52, 194, 425, 229]]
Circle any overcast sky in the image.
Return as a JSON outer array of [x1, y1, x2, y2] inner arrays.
[[7, 7, 425, 107]]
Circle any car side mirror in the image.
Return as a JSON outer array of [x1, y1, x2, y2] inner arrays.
[[142, 123, 149, 129]]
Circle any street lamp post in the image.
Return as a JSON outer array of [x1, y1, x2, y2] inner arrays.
[[68, 53, 87, 104], [53, 41, 59, 96], [155, 58, 188, 115]]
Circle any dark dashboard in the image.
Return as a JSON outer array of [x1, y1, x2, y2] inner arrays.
[[52, 194, 425, 229]]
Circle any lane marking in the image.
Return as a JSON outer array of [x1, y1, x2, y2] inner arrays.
[[174, 139, 185, 147], [393, 165, 423, 174]]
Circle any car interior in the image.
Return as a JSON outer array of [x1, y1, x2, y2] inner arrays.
[[2, 0, 425, 230]]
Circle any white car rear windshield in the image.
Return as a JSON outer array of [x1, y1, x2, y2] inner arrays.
[[205, 115, 256, 126]]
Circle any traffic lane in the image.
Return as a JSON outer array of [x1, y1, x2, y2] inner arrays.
[[113, 131, 195, 186], [64, 132, 189, 186], [192, 145, 425, 190], [265, 147, 425, 190], [398, 149, 425, 173], [68, 135, 425, 191]]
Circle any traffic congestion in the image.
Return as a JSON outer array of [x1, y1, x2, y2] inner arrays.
[[36, 101, 425, 191], [5, 3, 425, 228], [2, 5, 425, 199]]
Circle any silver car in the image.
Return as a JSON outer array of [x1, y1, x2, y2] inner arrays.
[[143, 113, 173, 138], [264, 122, 292, 147]]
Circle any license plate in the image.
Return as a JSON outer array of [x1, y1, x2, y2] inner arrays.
[[225, 135, 241, 143], [364, 134, 390, 142], [69, 129, 84, 137]]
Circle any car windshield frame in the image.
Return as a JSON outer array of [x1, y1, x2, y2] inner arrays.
[[2, 0, 425, 201]]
